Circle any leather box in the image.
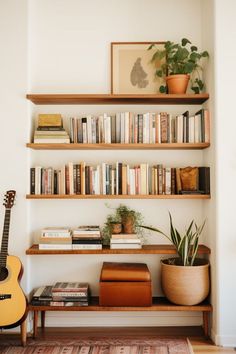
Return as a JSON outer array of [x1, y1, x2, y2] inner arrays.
[[99, 262, 152, 306]]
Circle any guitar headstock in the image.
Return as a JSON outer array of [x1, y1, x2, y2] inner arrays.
[[3, 190, 16, 209]]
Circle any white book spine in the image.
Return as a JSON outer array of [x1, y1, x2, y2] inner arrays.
[[124, 112, 129, 144], [39, 244, 73, 250], [72, 244, 102, 250]]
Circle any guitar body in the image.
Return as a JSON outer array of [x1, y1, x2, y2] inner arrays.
[[0, 255, 27, 327]]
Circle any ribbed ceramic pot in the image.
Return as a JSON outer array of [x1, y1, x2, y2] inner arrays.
[[166, 74, 190, 94], [161, 258, 210, 305]]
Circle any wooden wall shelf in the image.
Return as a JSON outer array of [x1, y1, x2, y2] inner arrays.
[[26, 244, 210, 255], [26, 143, 210, 150], [26, 194, 210, 200], [26, 93, 209, 105]]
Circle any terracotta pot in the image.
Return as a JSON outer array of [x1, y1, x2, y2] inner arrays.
[[110, 222, 122, 234], [161, 258, 210, 305], [122, 216, 135, 234], [166, 74, 190, 94]]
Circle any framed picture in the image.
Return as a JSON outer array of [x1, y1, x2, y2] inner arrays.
[[111, 42, 165, 94]]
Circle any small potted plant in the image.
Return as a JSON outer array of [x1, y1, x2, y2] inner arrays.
[[115, 204, 143, 234], [140, 212, 209, 305], [149, 38, 209, 94], [102, 204, 145, 243]]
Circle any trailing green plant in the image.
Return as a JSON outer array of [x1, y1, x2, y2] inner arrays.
[[140, 212, 205, 266], [148, 38, 209, 94], [102, 204, 145, 244]]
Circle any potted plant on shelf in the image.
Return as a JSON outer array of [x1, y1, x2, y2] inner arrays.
[[148, 38, 209, 94], [140, 212, 209, 305], [102, 204, 145, 244]]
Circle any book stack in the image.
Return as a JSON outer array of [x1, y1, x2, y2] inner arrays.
[[110, 233, 142, 249], [39, 227, 72, 250], [31, 285, 53, 306], [34, 114, 70, 143], [51, 282, 89, 306], [72, 226, 102, 250]]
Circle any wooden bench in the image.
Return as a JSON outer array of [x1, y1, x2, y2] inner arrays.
[[28, 296, 212, 339]]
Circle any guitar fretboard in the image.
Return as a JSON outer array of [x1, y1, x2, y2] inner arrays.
[[0, 209, 11, 268]]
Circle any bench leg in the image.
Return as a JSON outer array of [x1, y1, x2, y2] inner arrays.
[[20, 319, 27, 346], [203, 311, 209, 337], [41, 311, 45, 328], [33, 310, 39, 338]]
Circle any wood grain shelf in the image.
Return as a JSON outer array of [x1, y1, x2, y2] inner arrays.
[[26, 244, 210, 255], [26, 143, 210, 150], [28, 296, 212, 312], [26, 194, 210, 200], [26, 93, 209, 105]]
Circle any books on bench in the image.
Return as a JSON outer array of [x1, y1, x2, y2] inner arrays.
[[31, 282, 90, 306]]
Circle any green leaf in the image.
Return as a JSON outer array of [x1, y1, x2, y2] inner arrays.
[[191, 86, 200, 94], [159, 85, 167, 93], [190, 237, 199, 265], [201, 51, 209, 57], [148, 44, 155, 50], [186, 220, 194, 236], [156, 69, 163, 77], [191, 45, 198, 52], [182, 38, 191, 46]]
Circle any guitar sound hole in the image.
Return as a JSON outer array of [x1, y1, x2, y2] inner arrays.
[[0, 267, 8, 281]]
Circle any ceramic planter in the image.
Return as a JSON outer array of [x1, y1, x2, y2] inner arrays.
[[166, 74, 190, 94], [161, 258, 210, 305]]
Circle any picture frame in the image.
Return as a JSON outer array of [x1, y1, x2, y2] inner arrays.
[[111, 42, 166, 94]]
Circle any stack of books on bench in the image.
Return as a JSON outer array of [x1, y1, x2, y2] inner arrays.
[[39, 227, 72, 250], [72, 226, 102, 250], [31, 282, 90, 306], [110, 234, 142, 249], [51, 282, 89, 306]]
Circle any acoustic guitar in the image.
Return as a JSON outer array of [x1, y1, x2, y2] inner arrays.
[[0, 190, 27, 327]]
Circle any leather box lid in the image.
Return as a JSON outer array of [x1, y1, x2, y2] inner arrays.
[[100, 262, 151, 282]]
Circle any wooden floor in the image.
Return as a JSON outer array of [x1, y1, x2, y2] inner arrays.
[[0, 327, 235, 353]]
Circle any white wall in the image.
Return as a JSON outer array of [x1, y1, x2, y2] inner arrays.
[[0, 0, 29, 332], [213, 0, 236, 346]]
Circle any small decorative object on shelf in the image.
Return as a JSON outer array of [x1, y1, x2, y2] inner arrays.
[[149, 38, 209, 94], [140, 212, 210, 305]]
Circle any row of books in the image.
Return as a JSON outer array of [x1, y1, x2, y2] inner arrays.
[[39, 226, 102, 250], [30, 164, 210, 196], [31, 282, 90, 306], [69, 109, 210, 144], [110, 233, 142, 249]]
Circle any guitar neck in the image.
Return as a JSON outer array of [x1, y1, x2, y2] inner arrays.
[[0, 209, 11, 267]]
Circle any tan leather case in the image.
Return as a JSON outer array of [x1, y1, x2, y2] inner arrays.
[[99, 262, 152, 307]]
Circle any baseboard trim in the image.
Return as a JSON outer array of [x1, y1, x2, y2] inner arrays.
[[212, 329, 236, 347]]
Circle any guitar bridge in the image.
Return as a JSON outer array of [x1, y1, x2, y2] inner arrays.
[[0, 294, 11, 300]]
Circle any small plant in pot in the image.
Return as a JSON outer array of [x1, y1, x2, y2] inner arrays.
[[148, 38, 209, 94], [102, 204, 145, 244], [140, 212, 210, 305]]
